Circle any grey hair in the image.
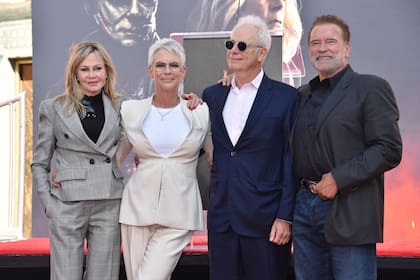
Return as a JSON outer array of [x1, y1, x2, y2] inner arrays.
[[148, 38, 186, 66], [233, 15, 272, 51]]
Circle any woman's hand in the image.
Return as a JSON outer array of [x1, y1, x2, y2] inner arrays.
[[181, 93, 203, 110], [50, 171, 61, 188]]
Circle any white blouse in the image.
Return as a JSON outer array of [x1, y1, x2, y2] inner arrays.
[[143, 104, 190, 158]]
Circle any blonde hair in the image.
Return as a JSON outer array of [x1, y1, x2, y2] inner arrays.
[[56, 41, 120, 115], [282, 0, 302, 63], [190, 0, 303, 63]]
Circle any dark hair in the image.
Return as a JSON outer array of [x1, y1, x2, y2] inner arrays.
[[308, 15, 351, 44]]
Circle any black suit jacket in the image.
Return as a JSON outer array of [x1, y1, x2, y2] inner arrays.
[[292, 65, 402, 244]]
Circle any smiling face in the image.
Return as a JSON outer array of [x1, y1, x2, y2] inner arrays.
[[227, 24, 267, 81], [240, 0, 285, 31], [309, 23, 351, 80], [148, 49, 186, 93], [76, 52, 108, 96]]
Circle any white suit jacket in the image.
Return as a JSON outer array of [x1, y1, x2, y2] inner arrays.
[[118, 97, 212, 231]]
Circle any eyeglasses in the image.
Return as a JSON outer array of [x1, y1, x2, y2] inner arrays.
[[153, 62, 181, 72], [224, 40, 262, 52]]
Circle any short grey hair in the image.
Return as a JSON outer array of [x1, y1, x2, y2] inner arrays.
[[233, 15, 272, 51], [148, 38, 186, 66]]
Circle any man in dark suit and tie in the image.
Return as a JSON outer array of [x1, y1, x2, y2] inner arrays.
[[291, 15, 402, 279], [202, 15, 299, 280]]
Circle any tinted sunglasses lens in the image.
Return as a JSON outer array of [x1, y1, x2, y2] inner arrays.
[[225, 40, 234, 50], [237, 41, 247, 51]]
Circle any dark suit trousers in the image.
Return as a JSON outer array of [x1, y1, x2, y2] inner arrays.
[[208, 228, 291, 280]]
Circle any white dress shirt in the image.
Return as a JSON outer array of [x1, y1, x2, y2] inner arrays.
[[223, 70, 264, 146]]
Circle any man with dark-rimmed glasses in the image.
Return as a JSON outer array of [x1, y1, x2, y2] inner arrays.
[[202, 15, 300, 280]]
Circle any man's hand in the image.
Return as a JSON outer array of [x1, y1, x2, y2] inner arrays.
[[181, 93, 203, 110], [316, 172, 338, 200], [217, 70, 233, 86], [269, 219, 291, 245]]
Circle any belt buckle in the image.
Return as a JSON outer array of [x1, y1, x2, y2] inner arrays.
[[308, 183, 318, 194], [301, 179, 318, 194]]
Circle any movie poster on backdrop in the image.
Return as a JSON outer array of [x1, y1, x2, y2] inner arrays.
[[32, 0, 420, 258], [31, 0, 307, 236]]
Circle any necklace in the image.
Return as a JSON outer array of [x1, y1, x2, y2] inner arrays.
[[153, 101, 180, 121], [154, 105, 176, 120], [152, 96, 180, 120]]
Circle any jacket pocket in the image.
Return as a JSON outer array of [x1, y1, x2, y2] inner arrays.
[[112, 168, 124, 179], [56, 168, 87, 181]]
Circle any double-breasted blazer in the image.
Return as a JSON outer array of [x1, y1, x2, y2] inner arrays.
[[292, 65, 402, 244], [203, 74, 299, 237], [117, 97, 212, 231], [31, 94, 125, 211]]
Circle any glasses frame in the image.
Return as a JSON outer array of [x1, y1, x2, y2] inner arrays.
[[224, 40, 263, 52], [152, 62, 182, 72]]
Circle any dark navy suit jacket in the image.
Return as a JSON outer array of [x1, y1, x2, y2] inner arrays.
[[203, 74, 299, 237]]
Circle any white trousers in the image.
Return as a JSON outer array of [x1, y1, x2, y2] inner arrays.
[[121, 224, 192, 280]]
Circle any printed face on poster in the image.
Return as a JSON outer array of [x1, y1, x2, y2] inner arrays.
[[31, 1, 420, 258]]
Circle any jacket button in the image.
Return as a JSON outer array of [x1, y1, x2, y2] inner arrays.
[[89, 159, 95, 164], [230, 151, 236, 157], [105, 157, 111, 163]]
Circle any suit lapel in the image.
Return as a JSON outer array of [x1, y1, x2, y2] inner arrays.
[[290, 84, 311, 148], [214, 86, 233, 147], [96, 94, 119, 148], [54, 95, 118, 155], [236, 75, 273, 146], [126, 97, 158, 156], [170, 100, 202, 157], [54, 101, 98, 151], [180, 99, 202, 131], [316, 67, 354, 135]]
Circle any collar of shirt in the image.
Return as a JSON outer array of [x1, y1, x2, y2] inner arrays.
[[309, 64, 349, 91], [83, 91, 103, 103], [231, 69, 264, 94], [223, 70, 264, 145]]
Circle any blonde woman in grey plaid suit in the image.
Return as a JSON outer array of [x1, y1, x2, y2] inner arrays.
[[31, 41, 125, 280]]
